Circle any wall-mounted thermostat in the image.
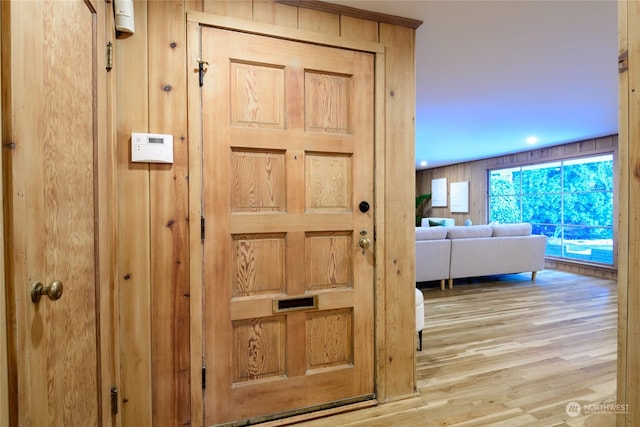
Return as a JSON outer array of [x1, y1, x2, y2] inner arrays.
[[131, 132, 173, 164]]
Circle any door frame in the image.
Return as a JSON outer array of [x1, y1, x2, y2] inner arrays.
[[186, 11, 386, 426], [0, 1, 8, 419], [618, 2, 640, 424]]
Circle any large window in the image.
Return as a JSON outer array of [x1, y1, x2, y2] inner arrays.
[[488, 154, 614, 265]]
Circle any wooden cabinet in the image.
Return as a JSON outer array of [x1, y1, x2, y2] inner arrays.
[[1, 0, 115, 425]]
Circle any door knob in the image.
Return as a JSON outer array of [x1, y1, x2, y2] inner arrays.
[[31, 280, 64, 303], [359, 238, 371, 249]]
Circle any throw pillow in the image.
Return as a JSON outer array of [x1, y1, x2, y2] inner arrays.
[[429, 219, 445, 227]]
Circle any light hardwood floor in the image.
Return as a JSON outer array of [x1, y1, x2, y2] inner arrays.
[[297, 269, 618, 426]]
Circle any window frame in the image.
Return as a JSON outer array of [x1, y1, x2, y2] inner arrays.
[[487, 153, 615, 266]]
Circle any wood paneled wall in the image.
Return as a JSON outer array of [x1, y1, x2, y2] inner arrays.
[[378, 21, 419, 402], [416, 135, 618, 279], [116, 2, 191, 425], [115, 1, 418, 426]]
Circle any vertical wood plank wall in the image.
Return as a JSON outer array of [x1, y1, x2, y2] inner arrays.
[[115, 1, 418, 425], [0, 4, 8, 426], [116, 2, 153, 424], [379, 22, 418, 400], [618, 2, 640, 425], [416, 135, 619, 280], [117, 2, 191, 425], [148, 2, 191, 425]]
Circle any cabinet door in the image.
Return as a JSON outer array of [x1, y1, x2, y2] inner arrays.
[[3, 0, 106, 425]]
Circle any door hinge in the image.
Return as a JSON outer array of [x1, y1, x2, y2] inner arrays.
[[197, 59, 209, 87], [110, 386, 119, 415], [619, 50, 628, 74], [202, 364, 207, 389], [201, 216, 205, 240], [106, 42, 113, 72]]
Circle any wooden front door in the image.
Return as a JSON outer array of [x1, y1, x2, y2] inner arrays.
[[3, 0, 105, 425], [200, 28, 375, 425]]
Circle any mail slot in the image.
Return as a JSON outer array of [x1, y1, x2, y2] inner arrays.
[[273, 295, 318, 313]]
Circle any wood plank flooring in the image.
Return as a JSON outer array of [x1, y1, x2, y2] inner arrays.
[[296, 270, 618, 426]]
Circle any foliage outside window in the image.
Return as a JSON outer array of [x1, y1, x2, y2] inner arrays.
[[488, 154, 614, 265]]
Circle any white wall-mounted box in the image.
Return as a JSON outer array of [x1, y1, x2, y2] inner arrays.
[[131, 132, 173, 163], [114, 0, 135, 34]]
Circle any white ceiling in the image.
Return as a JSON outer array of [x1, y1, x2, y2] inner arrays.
[[327, 0, 619, 169]]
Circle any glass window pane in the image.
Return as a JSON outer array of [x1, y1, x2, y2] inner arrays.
[[563, 192, 613, 226], [522, 194, 561, 224], [533, 224, 561, 257], [489, 167, 520, 195], [563, 155, 613, 192], [489, 195, 520, 223], [563, 226, 613, 264], [521, 162, 561, 194], [487, 152, 614, 266]]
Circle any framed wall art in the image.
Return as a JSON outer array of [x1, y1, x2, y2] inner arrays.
[[450, 181, 469, 213], [431, 177, 447, 207]]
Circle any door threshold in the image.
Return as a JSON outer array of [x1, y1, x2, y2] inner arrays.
[[216, 394, 377, 427]]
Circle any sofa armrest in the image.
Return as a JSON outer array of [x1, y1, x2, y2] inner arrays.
[[416, 239, 451, 283]]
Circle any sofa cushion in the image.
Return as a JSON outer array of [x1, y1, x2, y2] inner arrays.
[[416, 226, 448, 241], [446, 225, 493, 239], [416, 227, 447, 240], [449, 235, 547, 279], [492, 223, 532, 237]]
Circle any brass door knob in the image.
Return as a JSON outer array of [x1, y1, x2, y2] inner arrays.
[[359, 238, 371, 249], [31, 280, 64, 303]]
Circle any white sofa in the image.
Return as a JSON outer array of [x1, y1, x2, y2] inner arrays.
[[415, 223, 547, 290], [415, 226, 451, 290]]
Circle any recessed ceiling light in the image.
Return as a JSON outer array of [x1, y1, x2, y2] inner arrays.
[[420, 160, 428, 167], [526, 136, 539, 145]]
